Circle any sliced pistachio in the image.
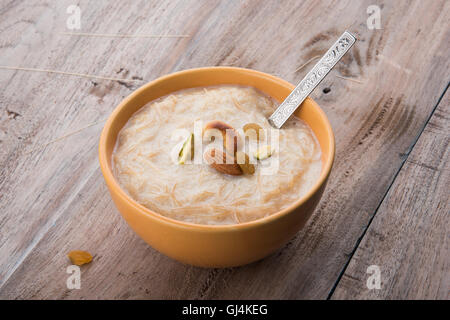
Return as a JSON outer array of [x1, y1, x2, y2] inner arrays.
[[254, 145, 272, 160], [243, 123, 264, 141], [236, 151, 255, 175], [178, 133, 194, 164]]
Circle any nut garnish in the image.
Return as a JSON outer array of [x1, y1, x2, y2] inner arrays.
[[243, 123, 265, 141], [178, 133, 194, 164], [204, 148, 243, 176], [236, 151, 255, 175], [68, 250, 93, 266], [254, 145, 273, 160], [203, 120, 240, 155]]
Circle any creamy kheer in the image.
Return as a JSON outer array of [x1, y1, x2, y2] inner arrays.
[[112, 86, 322, 225]]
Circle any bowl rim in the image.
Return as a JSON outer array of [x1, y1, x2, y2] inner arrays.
[[99, 66, 335, 232]]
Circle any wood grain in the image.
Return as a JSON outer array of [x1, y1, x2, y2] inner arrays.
[[0, 0, 449, 299], [331, 90, 449, 299]]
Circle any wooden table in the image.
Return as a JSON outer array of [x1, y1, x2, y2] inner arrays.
[[0, 0, 448, 300]]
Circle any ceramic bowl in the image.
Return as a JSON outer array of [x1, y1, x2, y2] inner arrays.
[[99, 67, 334, 267]]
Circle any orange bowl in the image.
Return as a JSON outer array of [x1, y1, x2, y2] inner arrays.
[[99, 67, 334, 267]]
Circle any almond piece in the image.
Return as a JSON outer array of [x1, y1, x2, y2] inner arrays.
[[243, 123, 265, 141], [236, 151, 255, 175], [204, 148, 243, 176], [203, 120, 239, 155]]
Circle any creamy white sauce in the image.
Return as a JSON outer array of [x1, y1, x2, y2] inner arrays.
[[113, 85, 322, 225]]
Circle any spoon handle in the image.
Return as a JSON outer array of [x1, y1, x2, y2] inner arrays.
[[268, 31, 356, 129]]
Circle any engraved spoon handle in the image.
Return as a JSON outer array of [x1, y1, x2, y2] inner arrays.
[[268, 31, 356, 129]]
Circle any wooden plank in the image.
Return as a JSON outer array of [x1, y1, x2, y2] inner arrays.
[[0, 0, 220, 292], [332, 89, 449, 300], [0, 0, 449, 299]]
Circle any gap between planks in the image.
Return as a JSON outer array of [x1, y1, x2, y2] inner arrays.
[[326, 81, 450, 299]]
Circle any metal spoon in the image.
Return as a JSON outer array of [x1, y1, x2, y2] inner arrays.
[[268, 31, 356, 129]]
